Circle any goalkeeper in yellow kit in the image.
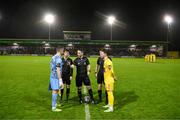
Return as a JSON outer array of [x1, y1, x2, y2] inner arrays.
[[150, 53, 156, 62], [101, 49, 116, 112], [145, 53, 156, 62]]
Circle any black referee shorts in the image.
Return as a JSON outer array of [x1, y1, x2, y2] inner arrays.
[[76, 74, 91, 87], [97, 72, 104, 84], [62, 74, 71, 85]]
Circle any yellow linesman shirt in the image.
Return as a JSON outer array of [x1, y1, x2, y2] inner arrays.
[[104, 57, 114, 84]]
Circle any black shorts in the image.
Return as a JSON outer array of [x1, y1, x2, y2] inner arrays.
[[76, 75, 91, 87], [97, 72, 104, 84], [62, 74, 71, 85]]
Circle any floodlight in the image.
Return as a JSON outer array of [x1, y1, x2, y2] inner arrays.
[[44, 14, 55, 24], [107, 16, 115, 25], [164, 15, 173, 24]]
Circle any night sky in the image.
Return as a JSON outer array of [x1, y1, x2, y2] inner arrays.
[[0, 0, 180, 50]]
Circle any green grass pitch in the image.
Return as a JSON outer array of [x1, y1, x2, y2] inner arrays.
[[0, 56, 180, 119]]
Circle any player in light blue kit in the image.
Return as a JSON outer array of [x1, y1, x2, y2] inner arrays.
[[49, 47, 64, 112]]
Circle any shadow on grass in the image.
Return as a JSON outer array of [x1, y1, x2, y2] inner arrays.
[[114, 91, 139, 110], [24, 91, 83, 111], [60, 95, 84, 109]]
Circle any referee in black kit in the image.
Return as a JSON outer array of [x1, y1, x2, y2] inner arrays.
[[95, 49, 112, 104], [73, 49, 95, 104], [60, 49, 73, 102]]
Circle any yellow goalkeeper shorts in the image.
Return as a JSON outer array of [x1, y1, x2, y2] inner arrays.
[[105, 82, 114, 91]]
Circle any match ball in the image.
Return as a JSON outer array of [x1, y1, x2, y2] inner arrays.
[[84, 96, 90, 103]]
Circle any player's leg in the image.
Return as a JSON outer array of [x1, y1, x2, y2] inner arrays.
[[52, 90, 58, 108], [60, 85, 65, 103], [150, 54, 153, 62], [86, 85, 95, 103], [77, 87, 83, 104], [66, 76, 71, 101], [97, 73, 103, 102], [145, 55, 148, 62], [76, 75, 83, 104], [147, 55, 150, 62], [104, 83, 114, 112], [153, 54, 156, 62], [50, 78, 62, 112], [60, 76, 66, 102], [105, 90, 108, 105], [66, 85, 70, 101], [102, 75, 108, 105], [105, 90, 114, 112], [98, 84, 102, 102], [84, 75, 95, 103], [103, 83, 110, 108], [60, 75, 65, 102], [52, 90, 62, 112]]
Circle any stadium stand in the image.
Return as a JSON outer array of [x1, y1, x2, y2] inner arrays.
[[0, 39, 168, 57]]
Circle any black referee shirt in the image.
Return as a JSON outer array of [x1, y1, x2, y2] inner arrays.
[[97, 57, 112, 74], [62, 57, 73, 76], [74, 57, 90, 75], [97, 57, 104, 74]]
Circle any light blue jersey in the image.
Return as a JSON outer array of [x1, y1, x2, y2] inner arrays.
[[49, 54, 63, 90], [50, 55, 63, 79]]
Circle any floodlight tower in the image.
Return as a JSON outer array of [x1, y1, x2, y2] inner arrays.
[[164, 15, 173, 52], [44, 14, 55, 41], [164, 15, 173, 42], [107, 16, 115, 41]]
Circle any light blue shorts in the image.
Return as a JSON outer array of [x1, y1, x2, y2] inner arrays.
[[49, 77, 59, 90]]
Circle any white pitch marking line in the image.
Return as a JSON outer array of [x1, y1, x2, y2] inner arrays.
[[84, 86, 91, 120]]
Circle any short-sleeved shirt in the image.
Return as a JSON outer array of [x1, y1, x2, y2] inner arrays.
[[97, 57, 112, 74], [74, 57, 90, 75], [50, 55, 63, 79], [97, 57, 104, 74], [104, 57, 114, 84], [62, 57, 73, 76]]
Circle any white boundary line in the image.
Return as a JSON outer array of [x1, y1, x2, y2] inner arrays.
[[84, 86, 91, 120]]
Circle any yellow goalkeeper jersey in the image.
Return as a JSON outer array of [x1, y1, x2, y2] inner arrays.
[[104, 57, 114, 84]]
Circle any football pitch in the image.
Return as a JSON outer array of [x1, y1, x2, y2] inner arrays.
[[0, 56, 180, 119]]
